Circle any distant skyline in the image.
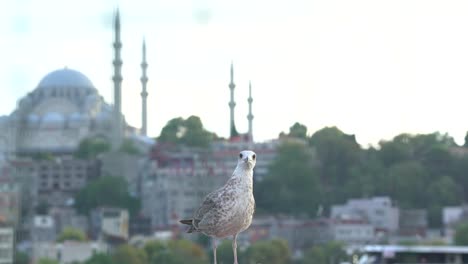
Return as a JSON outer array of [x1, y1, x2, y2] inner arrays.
[[2, 0, 468, 147]]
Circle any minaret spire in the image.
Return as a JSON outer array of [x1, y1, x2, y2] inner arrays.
[[229, 62, 238, 138], [140, 39, 149, 136], [247, 81, 254, 142], [112, 9, 123, 149]]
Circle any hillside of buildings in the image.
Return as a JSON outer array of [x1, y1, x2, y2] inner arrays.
[[4, 116, 468, 263]]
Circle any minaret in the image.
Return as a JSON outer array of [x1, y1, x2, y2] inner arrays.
[[229, 62, 238, 138], [247, 81, 254, 142], [140, 39, 148, 136], [112, 9, 123, 148]]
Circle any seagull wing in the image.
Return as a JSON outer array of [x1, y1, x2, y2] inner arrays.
[[193, 191, 218, 222]]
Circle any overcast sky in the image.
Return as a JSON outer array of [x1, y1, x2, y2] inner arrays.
[[2, 0, 468, 147]]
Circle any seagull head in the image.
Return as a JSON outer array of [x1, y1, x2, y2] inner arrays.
[[237, 150, 256, 170]]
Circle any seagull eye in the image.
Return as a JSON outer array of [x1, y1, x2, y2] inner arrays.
[[252, 154, 256, 160], [239, 153, 243, 159]]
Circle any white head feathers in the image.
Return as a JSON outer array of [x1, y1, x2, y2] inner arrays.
[[237, 150, 256, 170]]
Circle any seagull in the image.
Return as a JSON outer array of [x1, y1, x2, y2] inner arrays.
[[180, 150, 256, 264]]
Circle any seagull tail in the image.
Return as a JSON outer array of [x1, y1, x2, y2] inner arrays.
[[179, 219, 198, 233], [180, 219, 192, 225]]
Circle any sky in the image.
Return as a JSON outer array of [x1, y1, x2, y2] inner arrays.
[[2, 0, 468, 147]]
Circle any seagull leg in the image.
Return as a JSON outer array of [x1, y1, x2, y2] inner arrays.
[[233, 233, 238, 264], [212, 238, 217, 264]]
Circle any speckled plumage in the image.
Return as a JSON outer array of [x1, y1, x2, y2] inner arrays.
[[180, 150, 256, 264]]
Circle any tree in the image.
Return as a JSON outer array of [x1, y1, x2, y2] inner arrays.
[[37, 259, 59, 264], [387, 161, 428, 208], [57, 227, 87, 242], [14, 251, 29, 264], [455, 222, 468, 245], [427, 176, 461, 223], [158, 116, 216, 148], [112, 245, 147, 264], [378, 135, 413, 167], [288, 122, 308, 139], [244, 239, 291, 264], [303, 241, 347, 264], [75, 137, 111, 159], [119, 139, 141, 155], [255, 141, 321, 216], [74, 176, 140, 216], [211, 240, 236, 264], [144, 239, 207, 264], [379, 132, 455, 169], [303, 246, 326, 264], [83, 253, 113, 264], [309, 126, 362, 202]]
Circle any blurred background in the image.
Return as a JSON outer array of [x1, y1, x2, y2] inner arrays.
[[2, 0, 468, 263]]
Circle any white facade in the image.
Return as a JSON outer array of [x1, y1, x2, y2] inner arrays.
[[443, 206, 466, 227], [31, 216, 56, 243], [0, 227, 14, 264], [332, 220, 375, 244], [331, 196, 399, 233], [32, 241, 107, 264], [101, 208, 129, 240], [442, 205, 468, 243]]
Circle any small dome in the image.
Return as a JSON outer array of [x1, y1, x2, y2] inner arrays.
[[37, 68, 94, 89]]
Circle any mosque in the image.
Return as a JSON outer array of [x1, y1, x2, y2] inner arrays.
[[0, 11, 150, 157], [0, 10, 255, 159]]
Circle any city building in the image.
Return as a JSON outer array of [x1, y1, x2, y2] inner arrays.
[[398, 209, 428, 238], [49, 207, 88, 239], [32, 241, 107, 264], [0, 11, 154, 248], [442, 205, 468, 243], [332, 219, 375, 245], [14, 157, 101, 208], [141, 147, 227, 229], [331, 196, 400, 234], [0, 179, 20, 226], [31, 215, 56, 243], [0, 226, 14, 264], [90, 207, 129, 241]]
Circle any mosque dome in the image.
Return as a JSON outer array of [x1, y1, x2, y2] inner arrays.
[[37, 68, 94, 90]]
